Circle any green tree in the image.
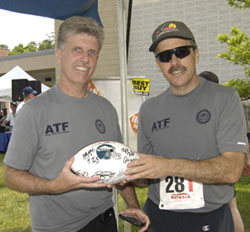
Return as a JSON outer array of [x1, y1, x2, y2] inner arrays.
[[223, 78, 250, 99], [8, 43, 25, 55], [8, 32, 55, 55], [8, 41, 37, 55], [24, 41, 38, 53], [217, 26, 250, 78], [38, 33, 55, 50], [0, 44, 9, 50], [228, 0, 250, 9], [217, 1, 250, 99]]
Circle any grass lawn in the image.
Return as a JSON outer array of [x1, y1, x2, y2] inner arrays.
[[0, 154, 31, 232], [1, 153, 250, 232]]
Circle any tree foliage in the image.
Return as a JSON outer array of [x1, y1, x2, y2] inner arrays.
[[217, 0, 250, 99], [0, 44, 9, 50], [8, 41, 37, 55], [217, 26, 250, 78], [8, 32, 55, 55], [223, 78, 250, 99], [38, 32, 55, 51], [228, 0, 250, 9]]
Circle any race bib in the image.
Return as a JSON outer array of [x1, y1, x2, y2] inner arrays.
[[159, 176, 205, 210]]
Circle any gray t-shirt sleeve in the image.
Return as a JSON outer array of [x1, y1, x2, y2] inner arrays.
[[217, 89, 247, 154]]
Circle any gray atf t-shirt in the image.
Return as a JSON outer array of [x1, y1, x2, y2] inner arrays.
[[138, 77, 247, 213], [4, 86, 122, 232]]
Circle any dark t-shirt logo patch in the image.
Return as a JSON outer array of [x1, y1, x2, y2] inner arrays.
[[196, 109, 211, 124], [95, 119, 105, 134]]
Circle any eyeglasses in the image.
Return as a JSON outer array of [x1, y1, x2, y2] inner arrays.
[[155, 46, 195, 63]]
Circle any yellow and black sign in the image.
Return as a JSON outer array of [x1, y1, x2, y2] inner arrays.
[[131, 78, 150, 96]]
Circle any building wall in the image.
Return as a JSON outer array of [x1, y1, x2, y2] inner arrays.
[[127, 0, 250, 97], [1, 0, 249, 95], [0, 50, 56, 87], [95, 0, 120, 79], [0, 48, 8, 57]]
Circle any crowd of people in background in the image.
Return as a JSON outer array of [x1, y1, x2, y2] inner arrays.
[[0, 85, 37, 131], [1, 102, 17, 129]]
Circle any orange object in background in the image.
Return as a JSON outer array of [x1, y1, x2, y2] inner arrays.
[[129, 112, 139, 136], [88, 80, 100, 95]]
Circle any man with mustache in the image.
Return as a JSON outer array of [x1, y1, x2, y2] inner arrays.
[[125, 21, 247, 232], [3, 16, 149, 232]]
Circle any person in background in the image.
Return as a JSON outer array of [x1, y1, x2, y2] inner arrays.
[[242, 98, 250, 174], [1, 102, 17, 130], [199, 71, 219, 83], [125, 20, 247, 232], [0, 108, 7, 132], [0, 109, 5, 124], [242, 97, 250, 143], [0, 106, 8, 123], [3, 16, 149, 232], [15, 86, 37, 114], [199, 70, 246, 232]]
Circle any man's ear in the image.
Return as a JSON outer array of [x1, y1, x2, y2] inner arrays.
[[195, 48, 200, 65], [55, 48, 62, 65], [155, 58, 162, 72]]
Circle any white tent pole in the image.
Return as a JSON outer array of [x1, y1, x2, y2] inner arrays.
[[117, 0, 129, 146], [116, 1, 131, 232]]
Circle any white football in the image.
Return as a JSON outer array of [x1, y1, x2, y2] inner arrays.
[[71, 141, 139, 184]]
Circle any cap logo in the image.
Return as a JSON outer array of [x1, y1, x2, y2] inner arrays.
[[156, 23, 177, 38]]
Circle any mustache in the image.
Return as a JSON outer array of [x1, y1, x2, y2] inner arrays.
[[83, 63, 91, 69], [168, 66, 186, 74]]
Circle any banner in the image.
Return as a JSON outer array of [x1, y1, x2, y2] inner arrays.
[[130, 77, 150, 96]]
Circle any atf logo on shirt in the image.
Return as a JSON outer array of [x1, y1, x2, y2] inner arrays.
[[152, 117, 170, 132], [45, 122, 69, 136]]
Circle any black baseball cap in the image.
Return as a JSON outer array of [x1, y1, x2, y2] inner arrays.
[[149, 21, 197, 52]]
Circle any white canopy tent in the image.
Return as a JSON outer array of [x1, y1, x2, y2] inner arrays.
[[0, 65, 50, 102]]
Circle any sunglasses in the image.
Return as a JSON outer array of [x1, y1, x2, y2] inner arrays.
[[156, 45, 195, 63]]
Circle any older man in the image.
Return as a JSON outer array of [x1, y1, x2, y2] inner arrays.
[[4, 16, 149, 232]]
